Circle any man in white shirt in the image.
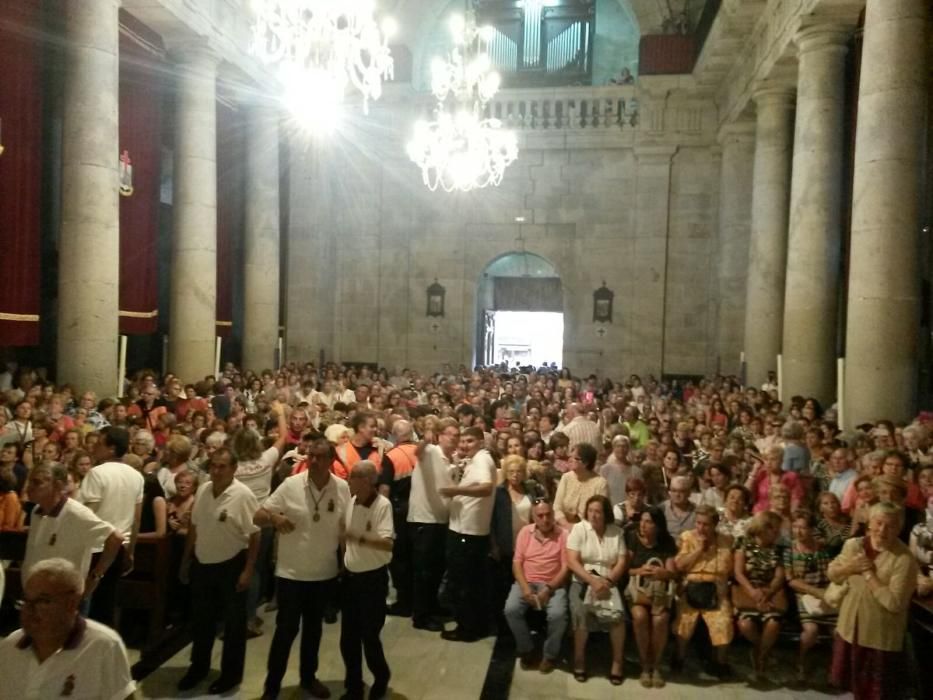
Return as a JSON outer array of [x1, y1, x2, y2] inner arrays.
[[438, 426, 496, 642], [827, 448, 858, 501], [0, 558, 135, 700], [23, 463, 123, 603], [78, 427, 143, 626], [408, 418, 458, 631], [178, 446, 260, 695], [254, 432, 351, 700], [341, 460, 394, 700]]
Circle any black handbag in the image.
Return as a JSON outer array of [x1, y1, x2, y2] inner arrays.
[[685, 581, 718, 610]]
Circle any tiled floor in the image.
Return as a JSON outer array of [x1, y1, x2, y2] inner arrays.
[[132, 611, 850, 700]]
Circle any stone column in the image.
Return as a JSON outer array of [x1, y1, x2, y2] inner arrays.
[[633, 145, 677, 377], [242, 106, 281, 371], [168, 46, 219, 381], [58, 0, 120, 396], [715, 122, 755, 377], [742, 87, 795, 389], [781, 26, 850, 404], [844, 0, 929, 426]]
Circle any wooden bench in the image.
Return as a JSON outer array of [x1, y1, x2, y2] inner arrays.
[[114, 536, 174, 652]]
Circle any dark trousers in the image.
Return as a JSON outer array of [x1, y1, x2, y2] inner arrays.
[[88, 547, 125, 627], [410, 523, 447, 624], [265, 577, 335, 694], [446, 530, 489, 637], [190, 551, 248, 682], [340, 567, 391, 693], [389, 505, 411, 610]]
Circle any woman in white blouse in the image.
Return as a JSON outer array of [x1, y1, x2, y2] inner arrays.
[[566, 494, 628, 685]]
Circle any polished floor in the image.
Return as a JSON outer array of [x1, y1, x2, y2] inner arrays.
[[132, 607, 851, 700]]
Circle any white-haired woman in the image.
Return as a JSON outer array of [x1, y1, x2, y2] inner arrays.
[[828, 502, 919, 699]]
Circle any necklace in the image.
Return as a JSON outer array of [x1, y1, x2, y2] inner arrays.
[[309, 483, 328, 522]]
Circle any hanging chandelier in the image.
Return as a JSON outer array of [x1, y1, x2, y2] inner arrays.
[[407, 7, 518, 193], [250, 0, 396, 119]]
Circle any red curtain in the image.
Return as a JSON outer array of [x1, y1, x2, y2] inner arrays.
[[0, 0, 43, 346], [118, 19, 163, 335], [639, 35, 697, 75], [216, 102, 244, 338]]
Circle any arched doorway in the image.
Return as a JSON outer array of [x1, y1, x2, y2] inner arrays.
[[475, 252, 563, 369]]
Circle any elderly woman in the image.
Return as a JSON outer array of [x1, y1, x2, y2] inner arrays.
[[491, 455, 534, 621], [817, 492, 852, 557], [747, 446, 804, 514], [733, 511, 787, 682], [718, 484, 752, 539], [553, 444, 609, 530], [613, 476, 648, 532], [566, 495, 627, 684], [828, 502, 919, 699], [785, 509, 837, 684], [673, 505, 734, 679], [625, 507, 678, 688]]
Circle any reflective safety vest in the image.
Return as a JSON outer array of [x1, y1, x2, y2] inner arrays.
[[332, 441, 384, 480], [385, 443, 417, 482]]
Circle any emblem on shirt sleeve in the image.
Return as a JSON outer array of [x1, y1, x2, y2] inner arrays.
[[49, 533, 57, 546], [219, 509, 228, 522], [61, 674, 76, 696]]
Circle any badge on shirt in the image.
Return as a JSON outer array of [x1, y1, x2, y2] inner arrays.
[[366, 521, 372, 532], [49, 533, 57, 546], [61, 674, 76, 696], [219, 509, 228, 522], [327, 500, 334, 512]]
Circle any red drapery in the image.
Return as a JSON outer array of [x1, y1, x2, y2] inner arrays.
[[216, 101, 244, 338], [0, 0, 43, 346], [118, 17, 163, 335]]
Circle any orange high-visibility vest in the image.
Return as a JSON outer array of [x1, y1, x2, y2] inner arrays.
[[385, 443, 417, 482], [332, 441, 384, 480]]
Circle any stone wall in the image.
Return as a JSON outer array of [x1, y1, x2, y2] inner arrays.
[[284, 87, 720, 378]]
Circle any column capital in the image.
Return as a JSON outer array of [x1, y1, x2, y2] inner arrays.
[[634, 144, 678, 164], [752, 84, 796, 108], [794, 23, 851, 56], [717, 120, 756, 145]]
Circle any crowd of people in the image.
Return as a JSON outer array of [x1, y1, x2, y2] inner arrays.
[[0, 361, 931, 700]]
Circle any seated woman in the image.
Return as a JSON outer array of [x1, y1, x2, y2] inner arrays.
[[554, 444, 609, 531], [673, 505, 734, 679], [612, 476, 647, 532], [625, 507, 677, 688], [717, 484, 752, 539], [816, 491, 851, 557], [828, 502, 919, 700], [747, 445, 804, 513], [785, 509, 837, 684], [733, 510, 787, 683], [566, 495, 627, 685]]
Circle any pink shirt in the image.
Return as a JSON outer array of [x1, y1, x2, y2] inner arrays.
[[751, 470, 804, 513], [513, 523, 567, 583]]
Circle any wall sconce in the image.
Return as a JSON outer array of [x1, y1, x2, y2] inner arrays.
[[593, 281, 614, 323], [119, 149, 134, 196], [426, 279, 445, 317]]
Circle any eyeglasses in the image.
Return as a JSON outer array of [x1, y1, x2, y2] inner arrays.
[[15, 591, 76, 611]]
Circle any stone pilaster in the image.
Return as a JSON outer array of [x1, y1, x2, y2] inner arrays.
[[781, 25, 850, 404], [58, 0, 120, 396], [168, 45, 220, 381], [242, 105, 281, 372], [715, 122, 755, 377], [743, 87, 795, 389], [844, 0, 929, 426], [633, 145, 677, 377]]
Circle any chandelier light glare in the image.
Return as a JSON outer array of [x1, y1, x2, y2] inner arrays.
[[408, 7, 518, 193], [250, 0, 396, 120]]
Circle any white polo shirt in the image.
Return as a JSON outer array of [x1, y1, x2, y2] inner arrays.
[[191, 479, 260, 564], [448, 449, 496, 537], [407, 444, 454, 525], [77, 461, 144, 547], [235, 445, 280, 502], [23, 499, 114, 580], [344, 493, 394, 573], [0, 617, 136, 700], [262, 471, 351, 581]]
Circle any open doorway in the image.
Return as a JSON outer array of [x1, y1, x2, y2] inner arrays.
[[476, 252, 563, 368], [490, 310, 563, 368]]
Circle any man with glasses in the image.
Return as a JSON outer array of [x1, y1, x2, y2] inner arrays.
[[661, 475, 697, 541], [439, 426, 496, 642], [407, 417, 458, 631], [0, 558, 135, 700]]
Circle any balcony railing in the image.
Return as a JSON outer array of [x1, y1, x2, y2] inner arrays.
[[483, 85, 638, 130]]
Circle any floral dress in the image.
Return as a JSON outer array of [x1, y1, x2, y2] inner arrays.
[[736, 537, 785, 621], [783, 544, 836, 624]]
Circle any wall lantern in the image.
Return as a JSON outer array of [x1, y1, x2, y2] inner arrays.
[[427, 279, 445, 317], [593, 281, 614, 323]]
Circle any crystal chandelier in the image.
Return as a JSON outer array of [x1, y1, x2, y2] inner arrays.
[[407, 7, 518, 192], [250, 0, 395, 117]]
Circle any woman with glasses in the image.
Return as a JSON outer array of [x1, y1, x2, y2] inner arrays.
[[553, 444, 609, 531]]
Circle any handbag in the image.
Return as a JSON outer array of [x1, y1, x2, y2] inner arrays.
[[731, 584, 789, 613], [684, 580, 719, 610], [626, 557, 675, 611], [583, 583, 625, 623]]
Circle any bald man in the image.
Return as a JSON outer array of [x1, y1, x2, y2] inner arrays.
[[380, 419, 417, 616]]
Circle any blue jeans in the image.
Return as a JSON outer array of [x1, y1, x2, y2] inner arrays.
[[504, 581, 568, 660]]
